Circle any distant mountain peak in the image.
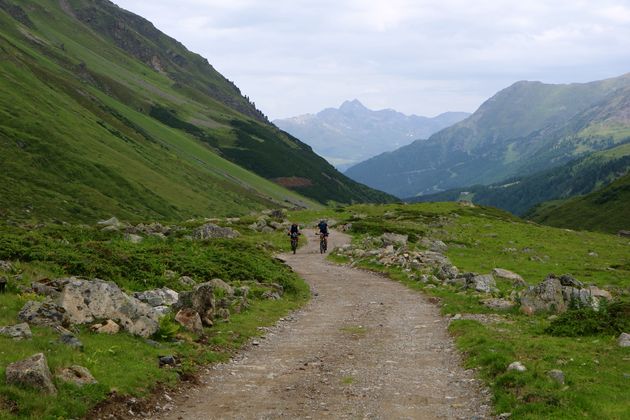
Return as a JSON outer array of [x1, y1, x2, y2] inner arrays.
[[339, 99, 368, 112]]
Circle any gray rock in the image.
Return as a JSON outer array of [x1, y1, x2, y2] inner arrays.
[[31, 277, 74, 298], [262, 291, 281, 300], [125, 233, 143, 244], [159, 355, 176, 367], [507, 361, 527, 372], [557, 274, 583, 288], [178, 276, 196, 287], [0, 323, 32, 340], [60, 333, 83, 350], [97, 216, 120, 227], [437, 264, 459, 280], [18, 300, 69, 327], [175, 308, 203, 334], [133, 288, 179, 307], [492, 268, 526, 286], [519, 277, 566, 314], [193, 223, 240, 240], [381, 232, 408, 247], [0, 260, 12, 272], [619, 333, 630, 347], [57, 279, 159, 337], [547, 369, 565, 384], [617, 230, 630, 237], [467, 274, 497, 293], [6, 353, 57, 394], [56, 365, 97, 386]]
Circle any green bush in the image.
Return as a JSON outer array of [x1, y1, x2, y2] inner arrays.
[[545, 299, 630, 336]]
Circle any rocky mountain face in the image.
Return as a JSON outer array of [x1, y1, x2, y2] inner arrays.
[[274, 99, 469, 170], [345, 74, 630, 198], [0, 0, 393, 222]]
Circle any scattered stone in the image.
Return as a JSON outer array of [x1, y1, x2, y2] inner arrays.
[[91, 319, 120, 334], [5, 353, 57, 394], [557, 274, 583, 288], [262, 291, 281, 300], [492, 268, 526, 286], [380, 233, 408, 247], [18, 300, 69, 327], [619, 333, 630, 347], [547, 369, 565, 384], [97, 217, 126, 231], [60, 333, 83, 350], [0, 260, 12, 272], [56, 365, 97, 386], [192, 223, 240, 240], [178, 276, 196, 287], [57, 279, 159, 337], [481, 298, 515, 310], [466, 274, 497, 293], [618, 230, 630, 238], [125, 233, 143, 244], [498, 413, 512, 419], [158, 355, 176, 367], [437, 264, 459, 280], [507, 361, 527, 372], [587, 251, 598, 257], [133, 288, 179, 308], [175, 309, 203, 334], [0, 323, 32, 340]]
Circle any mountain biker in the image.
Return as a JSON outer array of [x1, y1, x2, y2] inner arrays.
[[318, 220, 329, 237], [288, 223, 300, 254], [289, 223, 300, 236]]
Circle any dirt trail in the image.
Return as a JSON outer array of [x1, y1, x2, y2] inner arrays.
[[163, 230, 491, 419]]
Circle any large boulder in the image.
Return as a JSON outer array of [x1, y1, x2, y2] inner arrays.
[[175, 279, 235, 326], [6, 353, 57, 394], [0, 323, 32, 340], [192, 223, 240, 240], [519, 277, 566, 314], [133, 288, 179, 308], [175, 308, 203, 334], [57, 279, 159, 337], [18, 300, 69, 327]]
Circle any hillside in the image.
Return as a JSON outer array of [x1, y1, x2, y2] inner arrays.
[[527, 171, 630, 233], [410, 141, 630, 216], [0, 0, 393, 223], [345, 74, 630, 198], [274, 99, 468, 170]]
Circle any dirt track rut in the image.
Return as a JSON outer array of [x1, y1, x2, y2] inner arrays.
[[163, 230, 491, 419]]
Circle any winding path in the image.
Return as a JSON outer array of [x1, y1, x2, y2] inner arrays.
[[164, 230, 491, 419]]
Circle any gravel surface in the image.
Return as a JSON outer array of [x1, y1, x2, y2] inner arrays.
[[162, 230, 492, 419]]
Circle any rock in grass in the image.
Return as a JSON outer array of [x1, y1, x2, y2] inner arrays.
[[492, 268, 526, 286], [5, 353, 57, 394], [60, 333, 83, 350], [90, 319, 120, 334], [481, 298, 515, 310], [178, 276, 196, 287], [18, 300, 69, 327], [380, 232, 408, 247], [619, 333, 630, 347], [466, 274, 497, 293], [159, 355, 176, 367], [56, 365, 97, 386], [0, 323, 32, 340], [175, 308, 203, 334], [133, 288, 179, 308], [125, 233, 143, 244], [507, 361, 527, 372], [192, 223, 240, 240], [547, 369, 565, 384]]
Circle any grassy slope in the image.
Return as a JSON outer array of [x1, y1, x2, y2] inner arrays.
[[326, 203, 630, 419], [0, 0, 392, 225], [410, 141, 630, 217], [346, 75, 630, 198], [0, 216, 310, 419], [528, 172, 630, 233]]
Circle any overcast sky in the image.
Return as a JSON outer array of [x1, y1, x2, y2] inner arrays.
[[114, 0, 630, 120]]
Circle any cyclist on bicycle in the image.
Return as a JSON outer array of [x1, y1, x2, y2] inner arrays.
[[317, 220, 329, 237]]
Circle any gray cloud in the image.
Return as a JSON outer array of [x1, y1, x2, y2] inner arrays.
[[114, 0, 630, 119]]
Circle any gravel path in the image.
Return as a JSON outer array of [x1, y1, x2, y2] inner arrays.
[[163, 230, 492, 419]]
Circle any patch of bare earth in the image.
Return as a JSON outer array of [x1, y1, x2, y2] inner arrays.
[[155, 230, 492, 419], [272, 177, 313, 188]]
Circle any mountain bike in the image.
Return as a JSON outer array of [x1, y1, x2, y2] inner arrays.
[[319, 233, 328, 254], [290, 232, 299, 254]]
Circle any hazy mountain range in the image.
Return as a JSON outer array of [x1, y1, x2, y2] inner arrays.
[[274, 100, 469, 170]]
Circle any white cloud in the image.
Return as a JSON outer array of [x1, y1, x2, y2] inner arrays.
[[113, 0, 630, 119]]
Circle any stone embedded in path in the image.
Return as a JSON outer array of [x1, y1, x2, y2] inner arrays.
[[619, 333, 630, 347], [56, 365, 97, 386], [6, 353, 57, 394], [0, 323, 32, 340]]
